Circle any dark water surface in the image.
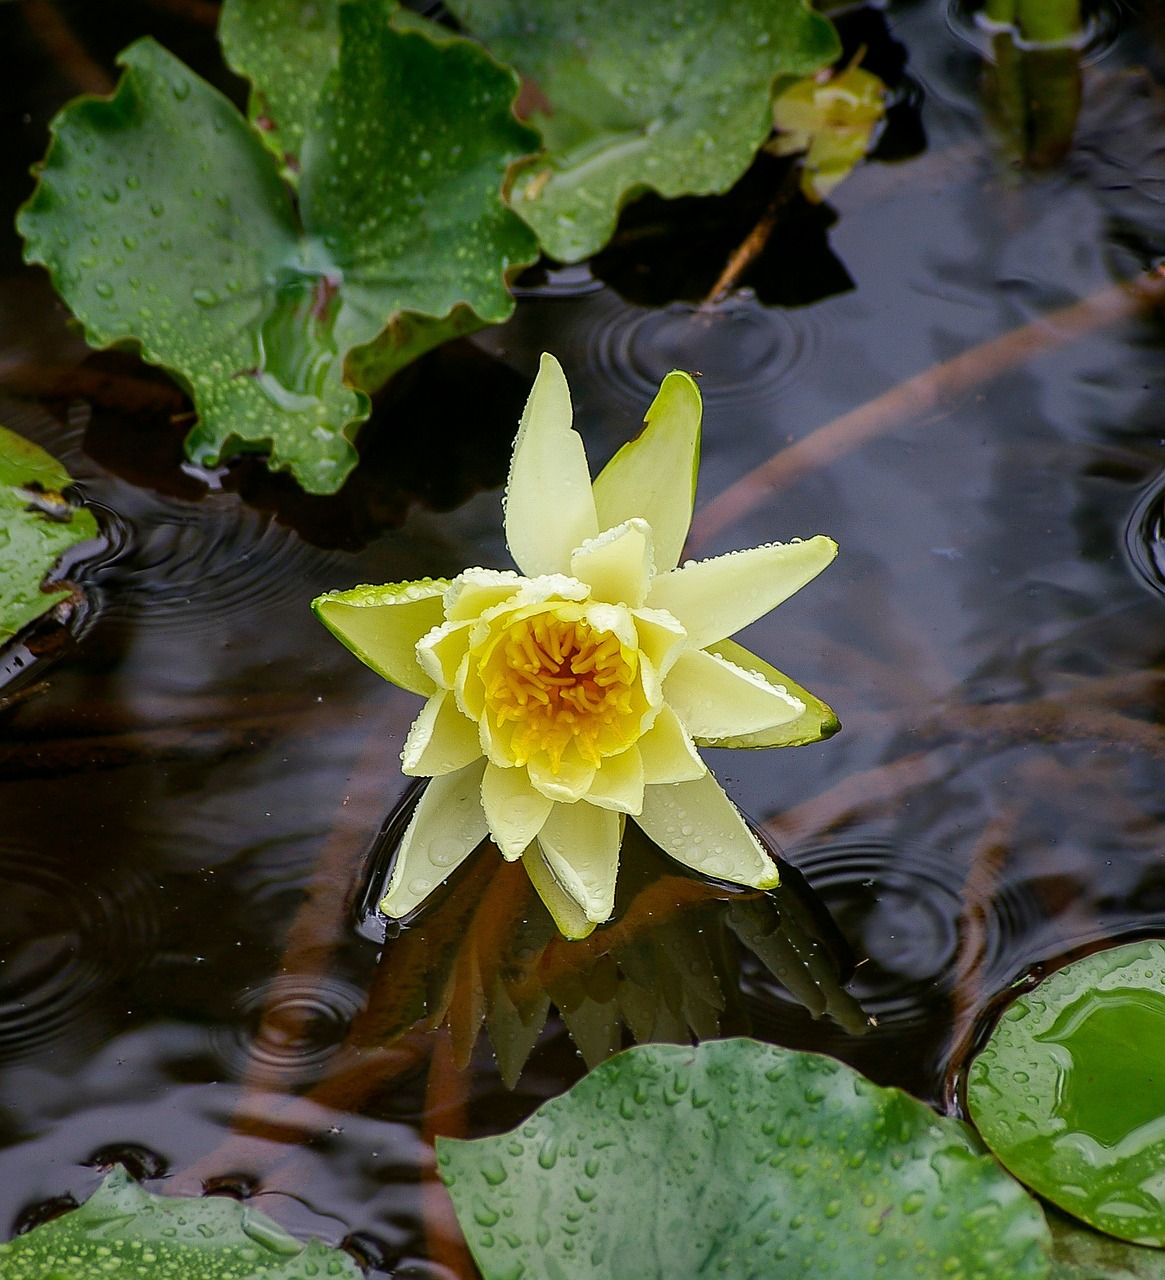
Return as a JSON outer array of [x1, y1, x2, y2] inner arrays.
[[3, 0, 1165, 1271]]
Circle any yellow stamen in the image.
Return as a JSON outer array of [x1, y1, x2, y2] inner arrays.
[[479, 609, 640, 771]]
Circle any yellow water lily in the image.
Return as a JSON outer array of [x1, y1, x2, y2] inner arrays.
[[313, 354, 838, 939]]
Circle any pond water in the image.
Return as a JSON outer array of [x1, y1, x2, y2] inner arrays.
[[2, 0, 1165, 1272]]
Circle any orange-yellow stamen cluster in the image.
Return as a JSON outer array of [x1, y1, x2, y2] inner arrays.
[[481, 611, 638, 770]]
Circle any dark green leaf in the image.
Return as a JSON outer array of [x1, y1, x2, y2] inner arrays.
[[439, 1038, 1051, 1279], [446, 0, 841, 262], [0, 1166, 362, 1280], [0, 425, 97, 644], [968, 938, 1165, 1247], [1050, 1209, 1165, 1279], [19, 8, 539, 493]]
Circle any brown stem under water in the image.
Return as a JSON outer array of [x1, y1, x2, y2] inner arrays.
[[20, 0, 113, 96], [690, 267, 1165, 549], [420, 1029, 475, 1280], [137, 0, 221, 25], [701, 164, 803, 309]]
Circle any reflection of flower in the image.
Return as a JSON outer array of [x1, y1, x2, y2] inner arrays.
[[314, 354, 838, 939]]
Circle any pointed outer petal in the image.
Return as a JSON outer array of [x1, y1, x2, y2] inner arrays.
[[443, 568, 526, 622], [503, 353, 599, 577], [631, 607, 688, 680], [537, 802, 623, 924], [663, 648, 804, 740], [312, 579, 450, 696], [522, 842, 596, 941], [380, 760, 489, 920], [592, 370, 702, 574], [569, 519, 654, 607], [527, 752, 597, 803], [481, 762, 554, 860], [636, 773, 779, 891], [637, 705, 707, 785], [416, 618, 473, 690], [699, 639, 842, 748], [646, 535, 838, 650], [585, 746, 645, 814], [400, 692, 483, 777]]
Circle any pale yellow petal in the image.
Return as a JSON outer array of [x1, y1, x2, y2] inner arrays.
[[380, 761, 489, 919], [527, 753, 596, 803], [443, 568, 525, 622], [636, 773, 779, 890], [569, 519, 654, 607], [522, 842, 596, 940], [663, 648, 804, 739], [401, 692, 483, 777], [585, 746, 645, 814], [592, 370, 701, 573], [537, 803, 622, 923], [416, 619, 473, 690], [312, 579, 450, 696], [637, 705, 707, 784], [482, 762, 554, 859], [504, 353, 598, 577], [646, 536, 837, 650], [631, 607, 688, 680]]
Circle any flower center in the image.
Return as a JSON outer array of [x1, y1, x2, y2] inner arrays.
[[481, 611, 639, 771]]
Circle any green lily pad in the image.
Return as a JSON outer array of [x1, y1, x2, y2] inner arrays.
[[446, 0, 841, 262], [1049, 1210, 1165, 1279], [968, 938, 1165, 1247], [19, 6, 539, 494], [0, 1166, 362, 1279], [439, 1038, 1051, 1279], [0, 425, 97, 644]]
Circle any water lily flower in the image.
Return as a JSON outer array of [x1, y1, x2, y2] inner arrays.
[[313, 355, 838, 939]]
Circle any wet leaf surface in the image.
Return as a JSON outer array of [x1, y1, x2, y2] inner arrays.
[[0, 1166, 362, 1279], [446, 0, 840, 262], [1050, 1209, 1165, 1278], [439, 1038, 1051, 1279], [0, 424, 97, 644], [18, 5, 539, 493], [968, 939, 1165, 1246]]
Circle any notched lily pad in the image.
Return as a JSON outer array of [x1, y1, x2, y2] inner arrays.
[[19, 4, 539, 494], [968, 938, 1165, 1247], [446, 0, 841, 262], [0, 425, 97, 644], [439, 1038, 1051, 1279], [0, 1166, 362, 1279]]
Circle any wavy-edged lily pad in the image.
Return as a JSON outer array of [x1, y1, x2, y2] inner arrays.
[[446, 0, 841, 262], [19, 6, 539, 494], [439, 1038, 1050, 1279], [968, 938, 1165, 1247], [0, 1166, 362, 1279], [0, 425, 97, 644]]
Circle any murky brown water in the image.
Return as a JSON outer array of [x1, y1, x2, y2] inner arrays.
[[2, 0, 1165, 1271]]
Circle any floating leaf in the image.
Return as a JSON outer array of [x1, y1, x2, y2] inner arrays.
[[771, 62, 887, 201], [19, 6, 539, 494], [439, 1038, 1051, 1279], [968, 938, 1165, 1246], [1049, 1210, 1165, 1279], [0, 425, 97, 644], [0, 1166, 362, 1280], [446, 0, 841, 262]]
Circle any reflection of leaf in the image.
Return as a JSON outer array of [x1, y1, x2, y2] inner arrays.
[[446, 0, 840, 262], [353, 813, 861, 1084], [0, 426, 97, 644], [439, 1039, 1052, 1280], [19, 7, 539, 494], [0, 1166, 362, 1280], [771, 63, 886, 201], [968, 939, 1165, 1247], [1049, 1209, 1165, 1279]]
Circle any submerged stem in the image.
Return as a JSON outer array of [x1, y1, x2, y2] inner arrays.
[[690, 268, 1165, 549]]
